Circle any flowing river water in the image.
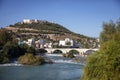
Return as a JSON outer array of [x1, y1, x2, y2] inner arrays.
[[0, 54, 84, 80]]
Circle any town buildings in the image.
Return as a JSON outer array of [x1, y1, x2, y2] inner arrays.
[[18, 37, 80, 48]]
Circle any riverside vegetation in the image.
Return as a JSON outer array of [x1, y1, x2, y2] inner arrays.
[[18, 53, 45, 65], [0, 30, 46, 65], [82, 18, 120, 80]]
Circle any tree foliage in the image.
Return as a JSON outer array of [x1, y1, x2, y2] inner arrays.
[[116, 18, 120, 32], [82, 33, 120, 80], [0, 53, 9, 64], [82, 18, 120, 80], [36, 49, 47, 55], [0, 41, 36, 64], [3, 42, 25, 59], [100, 19, 120, 44], [0, 29, 37, 64], [0, 30, 13, 49]]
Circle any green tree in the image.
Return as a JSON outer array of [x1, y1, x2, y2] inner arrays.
[[26, 46, 35, 54], [100, 18, 120, 44], [19, 44, 36, 54], [82, 33, 120, 80], [0, 52, 9, 64], [100, 21, 116, 44], [82, 19, 120, 80], [36, 49, 47, 55], [3, 42, 25, 59], [116, 18, 120, 32], [0, 30, 12, 49]]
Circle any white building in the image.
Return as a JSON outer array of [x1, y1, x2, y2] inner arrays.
[[48, 42, 53, 48], [59, 38, 75, 47], [23, 19, 31, 23], [23, 19, 38, 24], [35, 39, 44, 48], [26, 38, 35, 47], [59, 40, 65, 46]]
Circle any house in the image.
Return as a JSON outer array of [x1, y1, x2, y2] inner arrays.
[[23, 19, 38, 24], [35, 39, 44, 48], [59, 38, 78, 47], [26, 38, 35, 47]]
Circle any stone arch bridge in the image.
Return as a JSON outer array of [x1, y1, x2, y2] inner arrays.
[[45, 48, 98, 56]]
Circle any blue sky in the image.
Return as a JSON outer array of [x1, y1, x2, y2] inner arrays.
[[0, 0, 120, 37]]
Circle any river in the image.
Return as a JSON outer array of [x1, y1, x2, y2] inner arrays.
[[0, 54, 84, 80]]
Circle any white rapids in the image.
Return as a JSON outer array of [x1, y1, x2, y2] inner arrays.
[[46, 54, 84, 65], [0, 63, 22, 66]]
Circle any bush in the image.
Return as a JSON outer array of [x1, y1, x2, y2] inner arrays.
[[0, 30, 13, 49], [82, 33, 120, 80], [19, 44, 36, 54], [63, 50, 79, 58], [62, 53, 66, 57], [36, 49, 47, 55], [66, 53, 75, 58], [3, 42, 25, 59], [0, 53, 9, 64], [62, 52, 75, 58], [18, 53, 45, 65]]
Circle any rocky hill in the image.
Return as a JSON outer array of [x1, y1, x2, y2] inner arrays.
[[5, 19, 99, 48]]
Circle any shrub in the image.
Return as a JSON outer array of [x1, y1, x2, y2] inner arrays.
[[18, 53, 45, 65], [66, 53, 75, 58], [0, 30, 13, 49], [0, 53, 9, 64], [62, 53, 66, 57], [82, 33, 120, 80], [3, 42, 25, 59], [36, 49, 47, 55]]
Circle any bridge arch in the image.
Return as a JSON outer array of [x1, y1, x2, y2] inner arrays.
[[52, 49, 63, 54], [68, 49, 79, 54], [84, 50, 96, 55]]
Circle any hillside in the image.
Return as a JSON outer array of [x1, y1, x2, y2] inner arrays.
[[9, 20, 72, 34], [5, 19, 99, 48]]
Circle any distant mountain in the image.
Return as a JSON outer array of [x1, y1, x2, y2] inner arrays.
[[5, 19, 99, 48]]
